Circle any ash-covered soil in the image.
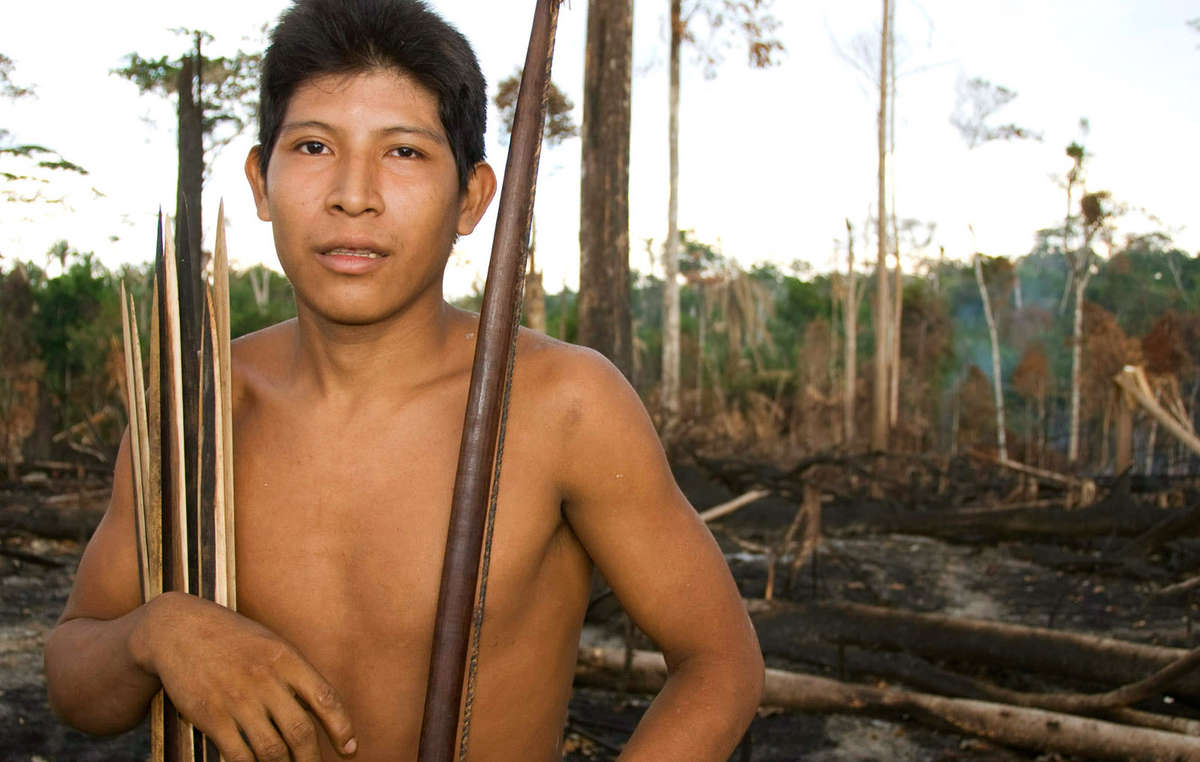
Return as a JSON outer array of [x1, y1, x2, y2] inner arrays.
[[4, 463, 1198, 761]]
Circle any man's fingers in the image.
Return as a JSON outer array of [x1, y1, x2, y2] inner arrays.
[[288, 665, 357, 756], [201, 719, 257, 762], [239, 708, 293, 762], [264, 680, 323, 762]]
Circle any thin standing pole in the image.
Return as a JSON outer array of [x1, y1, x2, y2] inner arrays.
[[417, 2, 562, 760]]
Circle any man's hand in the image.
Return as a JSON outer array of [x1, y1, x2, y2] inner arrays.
[[132, 592, 358, 762]]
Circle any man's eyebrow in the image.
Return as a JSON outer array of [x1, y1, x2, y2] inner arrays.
[[380, 125, 447, 145], [279, 120, 446, 145]]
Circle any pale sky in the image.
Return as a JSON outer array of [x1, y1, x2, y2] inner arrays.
[[2, 1, 1197, 298]]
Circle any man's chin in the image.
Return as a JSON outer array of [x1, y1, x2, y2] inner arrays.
[[297, 294, 431, 330]]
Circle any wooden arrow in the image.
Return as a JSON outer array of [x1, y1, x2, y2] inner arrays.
[[122, 209, 236, 762]]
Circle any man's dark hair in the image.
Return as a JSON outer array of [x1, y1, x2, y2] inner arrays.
[[258, 0, 486, 190]]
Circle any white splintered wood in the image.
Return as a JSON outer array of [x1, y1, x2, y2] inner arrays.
[[214, 202, 237, 611], [119, 283, 151, 601]]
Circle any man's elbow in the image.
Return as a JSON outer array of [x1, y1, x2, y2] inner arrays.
[[733, 642, 765, 722], [682, 640, 764, 726], [43, 620, 149, 736]]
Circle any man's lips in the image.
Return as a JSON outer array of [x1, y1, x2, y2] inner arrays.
[[314, 243, 390, 274], [321, 247, 387, 259]]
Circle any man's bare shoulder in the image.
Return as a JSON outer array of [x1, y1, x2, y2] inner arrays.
[[512, 328, 643, 430], [229, 318, 298, 401]]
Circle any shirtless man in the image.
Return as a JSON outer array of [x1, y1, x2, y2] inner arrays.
[[43, 1, 763, 759]]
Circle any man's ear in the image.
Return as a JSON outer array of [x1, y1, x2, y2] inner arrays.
[[245, 146, 271, 222], [456, 161, 497, 236]]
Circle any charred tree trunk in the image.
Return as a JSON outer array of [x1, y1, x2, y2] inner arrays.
[[175, 42, 204, 343], [661, 0, 683, 420], [578, 0, 634, 378]]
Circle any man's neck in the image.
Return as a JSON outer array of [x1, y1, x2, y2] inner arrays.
[[286, 290, 473, 409]]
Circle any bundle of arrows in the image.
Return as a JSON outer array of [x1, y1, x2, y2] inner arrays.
[[119, 204, 236, 762]]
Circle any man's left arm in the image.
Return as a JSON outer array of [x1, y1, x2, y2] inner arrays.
[[554, 350, 764, 761]]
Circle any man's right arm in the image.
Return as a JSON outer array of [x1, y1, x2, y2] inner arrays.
[[44, 433, 358, 761]]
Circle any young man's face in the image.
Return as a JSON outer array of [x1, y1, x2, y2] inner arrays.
[[245, 68, 495, 326]]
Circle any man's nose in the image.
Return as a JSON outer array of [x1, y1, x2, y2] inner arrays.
[[327, 154, 383, 216]]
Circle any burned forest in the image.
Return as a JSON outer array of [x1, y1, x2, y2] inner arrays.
[[4, 2, 1200, 761]]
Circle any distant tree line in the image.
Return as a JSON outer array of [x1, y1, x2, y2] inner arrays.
[[0, 245, 295, 473]]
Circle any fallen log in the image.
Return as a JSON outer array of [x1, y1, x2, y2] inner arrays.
[[576, 647, 1200, 762], [752, 600, 1200, 697], [870, 490, 1168, 542], [1116, 503, 1200, 560], [786, 637, 1200, 736]]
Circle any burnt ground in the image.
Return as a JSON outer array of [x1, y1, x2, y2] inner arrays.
[[3, 460, 1199, 761]]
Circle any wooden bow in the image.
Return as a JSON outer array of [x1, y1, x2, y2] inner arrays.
[[417, 2, 564, 760]]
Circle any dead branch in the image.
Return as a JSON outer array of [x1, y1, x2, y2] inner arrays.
[[43, 487, 111, 506], [576, 647, 1200, 762], [1156, 576, 1200, 599], [1117, 366, 1200, 458], [968, 449, 1097, 506], [697, 488, 771, 523], [720, 486, 823, 601]]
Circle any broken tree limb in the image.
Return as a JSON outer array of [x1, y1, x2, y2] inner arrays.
[[720, 486, 823, 601], [1116, 366, 1200, 458], [575, 647, 1200, 762], [752, 600, 1200, 697], [697, 488, 770, 523], [968, 449, 1097, 506], [1156, 576, 1200, 599]]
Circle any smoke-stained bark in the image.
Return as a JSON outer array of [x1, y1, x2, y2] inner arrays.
[[175, 47, 204, 340], [578, 0, 635, 377]]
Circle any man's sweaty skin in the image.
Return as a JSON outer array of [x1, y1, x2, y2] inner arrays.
[[44, 69, 763, 761]]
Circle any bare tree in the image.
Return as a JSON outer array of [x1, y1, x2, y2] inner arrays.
[[1058, 130, 1117, 463], [578, 0, 635, 377], [871, 0, 891, 451], [950, 77, 1038, 463], [494, 70, 578, 333], [973, 250, 1008, 461], [841, 219, 865, 444], [1068, 184, 1114, 463], [660, 0, 782, 422], [114, 29, 261, 336], [951, 77, 1042, 148]]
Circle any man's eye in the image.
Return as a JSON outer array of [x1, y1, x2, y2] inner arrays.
[[300, 141, 327, 155], [392, 146, 419, 158]]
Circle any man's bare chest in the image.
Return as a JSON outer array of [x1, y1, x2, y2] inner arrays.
[[227, 397, 576, 642]]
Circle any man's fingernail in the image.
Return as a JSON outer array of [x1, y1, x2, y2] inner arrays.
[[343, 737, 357, 754]]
